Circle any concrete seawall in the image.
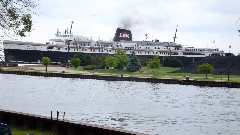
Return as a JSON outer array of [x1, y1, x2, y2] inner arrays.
[[0, 109, 146, 135], [0, 69, 240, 88]]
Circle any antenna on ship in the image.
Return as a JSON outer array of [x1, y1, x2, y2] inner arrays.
[[173, 25, 178, 42], [145, 33, 148, 40], [236, 18, 240, 36], [56, 29, 61, 36], [69, 21, 74, 34]]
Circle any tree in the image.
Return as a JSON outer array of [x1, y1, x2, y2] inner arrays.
[[147, 55, 160, 76], [138, 57, 148, 66], [71, 57, 81, 70], [126, 51, 141, 72], [162, 56, 182, 67], [147, 55, 160, 69], [197, 63, 215, 79], [74, 53, 91, 66], [114, 49, 129, 69], [91, 55, 106, 69], [0, 0, 38, 37], [42, 57, 51, 72], [105, 55, 117, 68]]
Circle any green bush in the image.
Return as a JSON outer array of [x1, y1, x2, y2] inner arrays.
[[162, 56, 182, 67], [138, 57, 148, 66], [83, 65, 96, 70]]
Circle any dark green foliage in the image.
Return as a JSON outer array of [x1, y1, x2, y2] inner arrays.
[[0, 0, 38, 36], [17, 14, 32, 37], [73, 53, 91, 66], [138, 57, 148, 66], [71, 57, 81, 70], [126, 52, 141, 72], [90, 55, 106, 69], [83, 65, 96, 70], [162, 56, 182, 67]]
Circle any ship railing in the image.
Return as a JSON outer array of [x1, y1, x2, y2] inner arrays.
[[10, 61, 24, 63]]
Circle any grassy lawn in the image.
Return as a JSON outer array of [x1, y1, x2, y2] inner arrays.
[[11, 126, 56, 135], [2, 66, 240, 83], [72, 66, 240, 82]]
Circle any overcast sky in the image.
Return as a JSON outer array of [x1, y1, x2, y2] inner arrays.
[[6, 0, 240, 54]]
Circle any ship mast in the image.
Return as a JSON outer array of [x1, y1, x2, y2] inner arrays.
[[173, 25, 178, 42], [235, 17, 240, 36], [69, 21, 74, 34]]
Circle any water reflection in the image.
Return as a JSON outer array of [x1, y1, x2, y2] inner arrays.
[[0, 74, 240, 135]]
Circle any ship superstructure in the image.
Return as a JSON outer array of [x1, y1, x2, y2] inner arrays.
[[2, 25, 225, 65]]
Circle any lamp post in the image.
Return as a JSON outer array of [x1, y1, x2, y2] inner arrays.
[[66, 40, 72, 64], [228, 63, 230, 81], [227, 45, 232, 81], [68, 42, 70, 63], [67, 41, 70, 68]]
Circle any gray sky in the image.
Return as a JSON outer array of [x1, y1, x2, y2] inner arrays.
[[9, 0, 240, 54]]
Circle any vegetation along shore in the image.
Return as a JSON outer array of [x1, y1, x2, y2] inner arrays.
[[1, 50, 240, 87]]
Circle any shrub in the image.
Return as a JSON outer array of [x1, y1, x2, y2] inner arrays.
[[162, 56, 182, 67], [83, 65, 96, 70]]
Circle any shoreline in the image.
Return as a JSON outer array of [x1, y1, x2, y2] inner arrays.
[[0, 68, 239, 88]]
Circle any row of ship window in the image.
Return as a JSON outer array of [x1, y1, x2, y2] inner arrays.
[[185, 48, 219, 51], [46, 48, 209, 56], [46, 46, 217, 53], [68, 43, 115, 47], [51, 43, 181, 50], [55, 48, 174, 55], [88, 49, 172, 55], [62, 42, 180, 50]]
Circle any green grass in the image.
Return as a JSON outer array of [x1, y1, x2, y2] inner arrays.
[[68, 66, 84, 71], [73, 66, 240, 82], [3, 66, 240, 83], [11, 126, 56, 135]]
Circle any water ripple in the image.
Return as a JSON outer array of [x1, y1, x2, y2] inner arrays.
[[1, 74, 240, 135]]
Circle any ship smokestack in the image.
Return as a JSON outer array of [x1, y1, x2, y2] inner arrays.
[[113, 28, 132, 42]]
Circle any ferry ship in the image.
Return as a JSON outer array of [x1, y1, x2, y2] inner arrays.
[[1, 25, 225, 66]]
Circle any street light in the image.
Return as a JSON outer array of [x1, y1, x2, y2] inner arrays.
[[227, 45, 232, 81], [66, 40, 72, 64]]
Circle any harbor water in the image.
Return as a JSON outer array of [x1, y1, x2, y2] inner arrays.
[[0, 74, 240, 135]]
